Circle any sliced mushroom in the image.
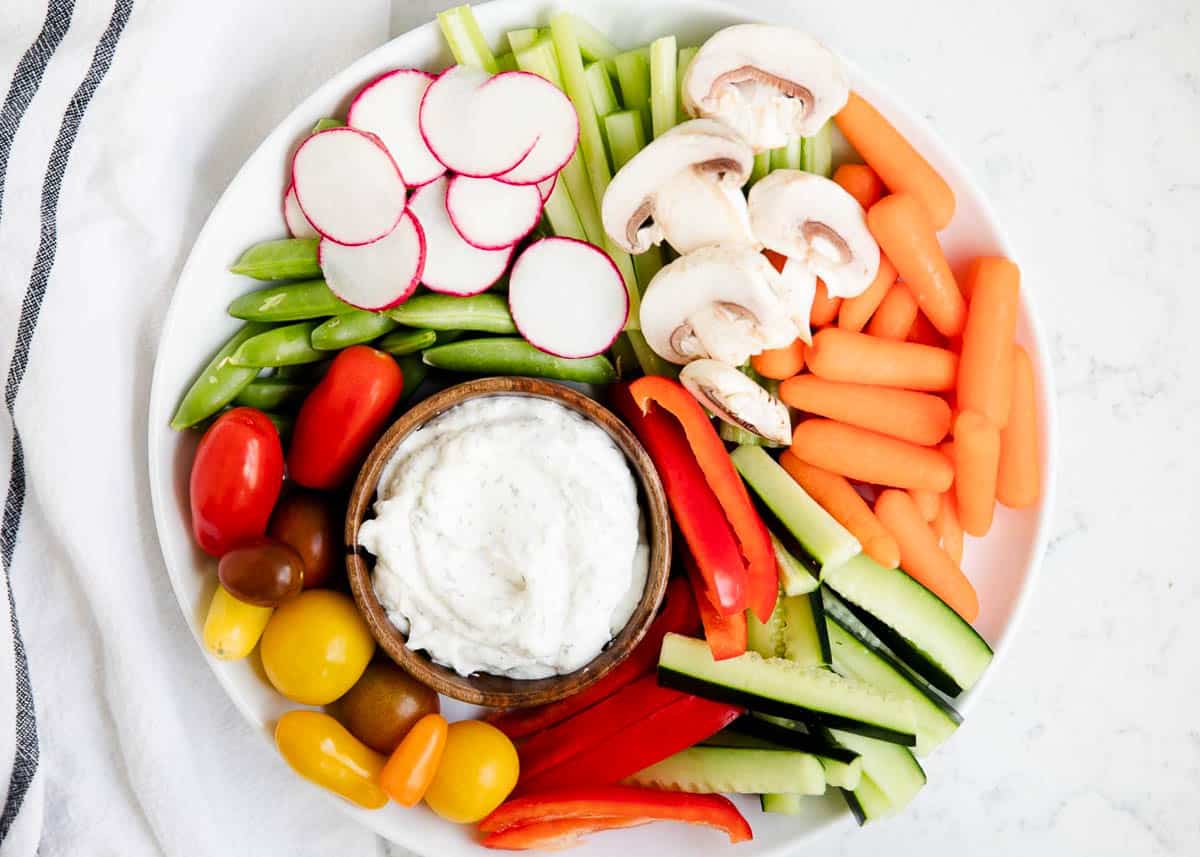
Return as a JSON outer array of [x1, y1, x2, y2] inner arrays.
[[749, 169, 880, 299], [680, 359, 792, 445], [682, 24, 849, 151], [639, 244, 798, 366], [770, 258, 817, 345], [602, 119, 755, 256]]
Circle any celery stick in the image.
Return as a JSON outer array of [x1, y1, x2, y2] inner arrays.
[[604, 110, 645, 169], [719, 422, 778, 447], [506, 27, 540, 52], [311, 118, 344, 133], [750, 151, 772, 184], [613, 49, 652, 138], [436, 5, 499, 73], [495, 51, 517, 72], [541, 176, 587, 241], [573, 14, 619, 64], [772, 139, 803, 171], [548, 13, 641, 321], [586, 61, 620, 119], [675, 45, 698, 123], [512, 39, 601, 245], [610, 333, 640, 379], [649, 36, 678, 138], [803, 122, 834, 177]]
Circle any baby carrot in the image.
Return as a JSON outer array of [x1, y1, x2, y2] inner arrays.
[[997, 345, 1041, 507], [806, 328, 958, 392], [909, 489, 940, 522], [874, 489, 978, 622], [779, 451, 900, 568], [934, 492, 964, 566], [958, 257, 1020, 428], [752, 338, 806, 380], [834, 92, 956, 230], [791, 419, 954, 493], [811, 279, 842, 327], [865, 283, 919, 341], [908, 311, 943, 348], [778, 375, 951, 446], [833, 162, 885, 209], [868, 194, 966, 338], [838, 255, 897, 332], [953, 410, 1001, 537]]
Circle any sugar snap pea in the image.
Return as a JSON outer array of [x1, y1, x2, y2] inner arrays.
[[231, 321, 325, 367], [229, 238, 321, 281], [395, 354, 429, 402], [421, 337, 616, 384], [388, 293, 516, 333], [377, 327, 438, 356], [171, 322, 273, 430], [311, 310, 398, 350], [311, 118, 344, 133], [233, 378, 309, 410], [263, 411, 295, 440], [227, 279, 345, 322]]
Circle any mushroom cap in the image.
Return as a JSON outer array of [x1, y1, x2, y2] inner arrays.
[[682, 24, 849, 150], [602, 119, 754, 255], [638, 243, 798, 366], [749, 169, 880, 299], [680, 359, 793, 445]]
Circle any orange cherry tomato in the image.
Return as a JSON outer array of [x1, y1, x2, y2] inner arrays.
[[380, 713, 449, 806], [287, 346, 404, 489]]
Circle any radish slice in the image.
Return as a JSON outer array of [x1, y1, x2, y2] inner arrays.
[[318, 210, 425, 310], [419, 66, 535, 178], [408, 177, 511, 295], [491, 75, 580, 185], [445, 176, 543, 250], [292, 128, 407, 246], [347, 68, 446, 187], [508, 237, 629, 358], [282, 183, 318, 238], [537, 175, 557, 202]]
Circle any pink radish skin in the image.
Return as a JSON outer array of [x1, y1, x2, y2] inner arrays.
[[318, 210, 425, 311], [508, 237, 629, 359], [418, 66, 536, 178], [292, 127, 407, 246], [282, 183, 318, 239], [445, 175, 543, 250], [407, 177, 512, 296], [490, 74, 580, 186], [347, 68, 446, 187], [537, 175, 557, 202]]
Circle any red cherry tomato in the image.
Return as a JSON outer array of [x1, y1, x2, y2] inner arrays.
[[288, 346, 404, 489], [190, 407, 285, 556]]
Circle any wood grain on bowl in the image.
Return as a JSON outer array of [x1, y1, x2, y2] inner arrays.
[[344, 376, 672, 708]]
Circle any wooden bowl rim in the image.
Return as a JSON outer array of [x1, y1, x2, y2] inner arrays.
[[345, 376, 672, 708]]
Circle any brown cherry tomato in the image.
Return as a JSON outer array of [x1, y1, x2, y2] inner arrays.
[[335, 661, 440, 754], [268, 491, 340, 589], [217, 538, 304, 606]]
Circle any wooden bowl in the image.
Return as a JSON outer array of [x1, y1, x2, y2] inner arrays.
[[345, 376, 672, 709]]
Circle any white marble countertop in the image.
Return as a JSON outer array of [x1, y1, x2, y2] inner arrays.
[[382, 1, 1200, 855]]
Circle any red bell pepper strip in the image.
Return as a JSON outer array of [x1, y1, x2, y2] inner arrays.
[[683, 550, 747, 660], [482, 818, 648, 850], [480, 786, 753, 844], [629, 376, 779, 622], [514, 693, 743, 795], [611, 384, 747, 615], [516, 675, 682, 784], [489, 576, 699, 740]]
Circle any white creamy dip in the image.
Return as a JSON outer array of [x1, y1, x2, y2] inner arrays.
[[358, 395, 649, 679]]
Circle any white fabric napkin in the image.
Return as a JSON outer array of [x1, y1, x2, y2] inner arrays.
[[0, 1, 397, 853]]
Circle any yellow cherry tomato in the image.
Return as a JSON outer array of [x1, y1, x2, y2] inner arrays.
[[260, 590, 374, 705], [203, 583, 272, 660], [380, 713, 448, 806], [275, 710, 387, 809], [423, 720, 519, 823]]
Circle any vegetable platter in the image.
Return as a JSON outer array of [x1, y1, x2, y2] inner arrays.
[[147, 0, 1057, 855]]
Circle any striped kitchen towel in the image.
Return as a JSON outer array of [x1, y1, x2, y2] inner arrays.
[[0, 1, 390, 854]]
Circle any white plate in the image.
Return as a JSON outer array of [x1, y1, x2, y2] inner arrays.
[[147, 1, 1058, 854]]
